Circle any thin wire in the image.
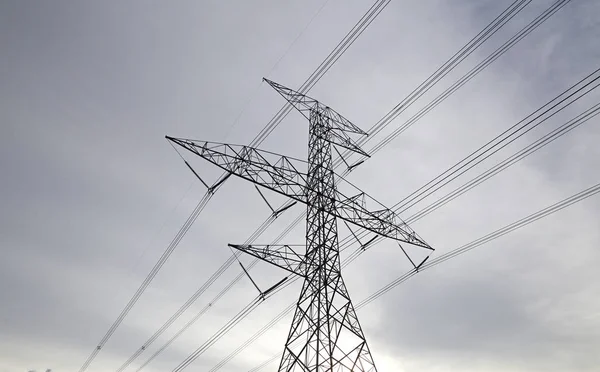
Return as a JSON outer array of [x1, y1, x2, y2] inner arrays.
[[133, 215, 295, 371], [329, 67, 600, 264], [363, 0, 572, 158], [393, 67, 600, 215], [224, 0, 331, 141], [127, 3, 392, 369], [168, 139, 186, 161], [127, 228, 267, 371], [249, 0, 391, 147], [222, 81, 265, 142], [115, 253, 239, 372], [230, 0, 532, 280], [247, 353, 280, 372], [357, 181, 600, 308], [205, 90, 600, 372], [250, 181, 600, 370], [256, 0, 571, 256], [113, 1, 572, 370], [208, 303, 295, 372], [80, 1, 345, 368], [248, 0, 544, 252], [116, 179, 195, 298], [171, 3, 580, 368], [407, 102, 600, 222], [171, 296, 265, 372], [336, 78, 600, 258], [169, 273, 288, 372], [267, 0, 332, 78], [77, 191, 213, 372], [134, 265, 260, 371], [358, 0, 531, 148]]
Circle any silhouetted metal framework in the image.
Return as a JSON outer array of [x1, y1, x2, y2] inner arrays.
[[167, 79, 433, 372]]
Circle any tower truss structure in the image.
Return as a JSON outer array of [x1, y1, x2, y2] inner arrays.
[[168, 79, 433, 372]]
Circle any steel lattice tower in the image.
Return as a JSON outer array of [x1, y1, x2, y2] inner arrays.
[[168, 79, 433, 372]]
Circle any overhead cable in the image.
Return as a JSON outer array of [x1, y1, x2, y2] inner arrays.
[[77, 191, 214, 372], [146, 3, 575, 369], [356, 0, 532, 150], [84, 0, 381, 368], [362, 0, 573, 159], [250, 180, 600, 371], [206, 81, 600, 371]]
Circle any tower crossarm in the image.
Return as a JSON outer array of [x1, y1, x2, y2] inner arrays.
[[167, 137, 432, 250], [264, 78, 370, 157], [228, 244, 307, 277], [334, 189, 432, 249], [166, 137, 308, 200]]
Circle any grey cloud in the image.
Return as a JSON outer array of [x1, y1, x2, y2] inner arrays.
[[1, 1, 599, 372]]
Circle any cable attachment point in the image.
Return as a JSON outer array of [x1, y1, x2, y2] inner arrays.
[[334, 146, 368, 174], [415, 256, 429, 272], [185, 161, 210, 189], [209, 172, 232, 194], [398, 243, 429, 272], [237, 256, 288, 301], [254, 185, 297, 217], [347, 159, 365, 173], [360, 235, 378, 252], [343, 221, 378, 252], [230, 244, 280, 300], [272, 201, 297, 218], [184, 161, 231, 194], [238, 260, 263, 297], [262, 276, 288, 299], [398, 242, 416, 269]]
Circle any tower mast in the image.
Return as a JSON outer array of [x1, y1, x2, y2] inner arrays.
[[168, 79, 433, 371]]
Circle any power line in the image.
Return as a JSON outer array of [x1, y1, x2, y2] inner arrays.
[[167, 78, 427, 370], [116, 2, 573, 370], [421, 182, 600, 269], [134, 262, 259, 372], [249, 0, 392, 147], [226, 0, 537, 289], [133, 191, 310, 371], [132, 231, 286, 371], [115, 252, 239, 372], [212, 0, 537, 298], [266, 0, 332, 78], [77, 191, 214, 372], [355, 0, 531, 151], [224, 0, 332, 140], [204, 81, 600, 372], [207, 44, 595, 372], [207, 303, 295, 372], [362, 0, 573, 159], [132, 195, 310, 371], [115, 210, 283, 371], [247, 355, 280, 372], [256, 0, 557, 260], [256, 0, 571, 272], [392, 66, 600, 215], [114, 2, 395, 369], [330, 65, 600, 263], [80, 0, 381, 369], [251, 180, 600, 371], [133, 2, 572, 368], [406, 101, 600, 222], [357, 181, 600, 308], [335, 67, 600, 266], [171, 296, 265, 372]]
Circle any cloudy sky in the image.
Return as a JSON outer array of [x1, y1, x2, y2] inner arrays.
[[2, 0, 600, 371]]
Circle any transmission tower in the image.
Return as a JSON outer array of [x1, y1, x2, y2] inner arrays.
[[167, 79, 433, 372]]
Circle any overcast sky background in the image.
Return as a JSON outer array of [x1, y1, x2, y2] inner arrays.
[[1, 0, 600, 371]]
